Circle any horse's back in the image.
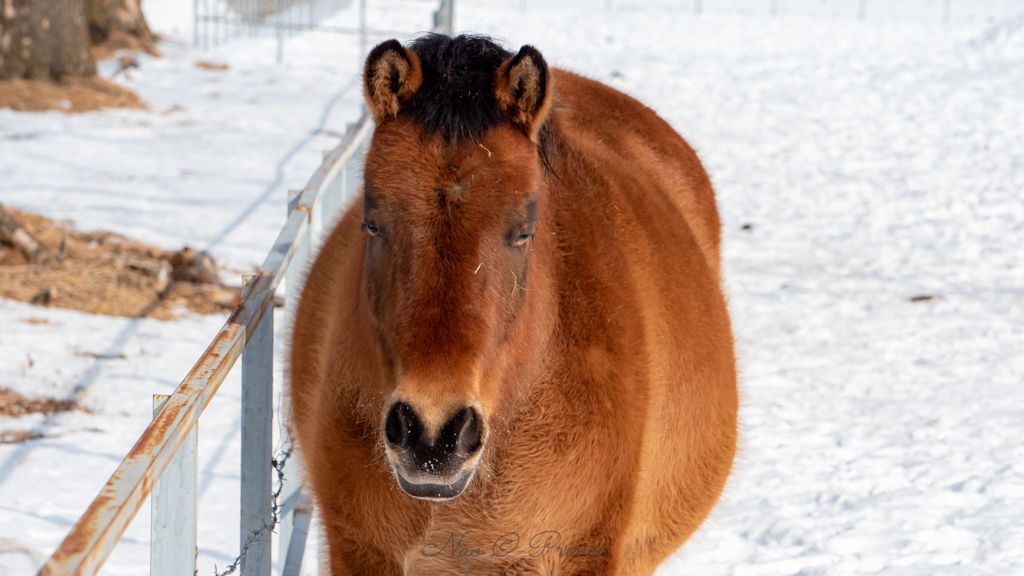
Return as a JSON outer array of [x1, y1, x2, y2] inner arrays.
[[551, 69, 722, 278]]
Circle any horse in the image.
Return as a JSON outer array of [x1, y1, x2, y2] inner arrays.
[[288, 34, 738, 576]]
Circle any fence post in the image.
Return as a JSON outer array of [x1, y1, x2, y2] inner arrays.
[[359, 0, 367, 58], [277, 188, 305, 572], [241, 274, 274, 576], [276, 0, 285, 63], [281, 492, 313, 576], [150, 395, 198, 576], [276, 441, 301, 572], [943, 0, 951, 24], [858, 0, 866, 19], [201, 0, 208, 49], [694, 0, 701, 15]]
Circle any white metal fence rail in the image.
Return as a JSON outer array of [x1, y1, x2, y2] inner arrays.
[[36, 4, 453, 574]]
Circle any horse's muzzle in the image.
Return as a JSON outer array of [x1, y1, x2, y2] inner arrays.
[[383, 401, 484, 500]]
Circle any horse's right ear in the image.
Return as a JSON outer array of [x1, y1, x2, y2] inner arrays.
[[364, 40, 423, 122]]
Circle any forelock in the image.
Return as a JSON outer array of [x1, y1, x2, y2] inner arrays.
[[407, 34, 514, 145]]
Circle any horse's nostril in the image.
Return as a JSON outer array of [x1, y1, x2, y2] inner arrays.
[[385, 402, 418, 449], [446, 406, 483, 456]]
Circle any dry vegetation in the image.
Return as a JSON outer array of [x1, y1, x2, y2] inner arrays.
[[0, 75, 145, 113], [0, 387, 87, 443], [0, 32, 153, 114], [91, 30, 160, 61], [0, 205, 243, 320], [0, 205, 248, 444], [195, 60, 229, 71], [0, 388, 80, 419]]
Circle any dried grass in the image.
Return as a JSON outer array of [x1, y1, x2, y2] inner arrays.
[[195, 61, 229, 71], [0, 388, 81, 418], [0, 76, 145, 114], [91, 30, 160, 61], [0, 206, 242, 320]]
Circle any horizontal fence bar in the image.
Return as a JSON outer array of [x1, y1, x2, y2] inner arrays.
[[298, 113, 373, 211]]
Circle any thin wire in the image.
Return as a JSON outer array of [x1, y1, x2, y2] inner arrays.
[[212, 444, 293, 576]]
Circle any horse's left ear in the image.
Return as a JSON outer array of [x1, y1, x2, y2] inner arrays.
[[493, 45, 553, 143]]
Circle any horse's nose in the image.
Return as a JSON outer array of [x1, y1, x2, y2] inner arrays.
[[384, 401, 419, 449], [384, 402, 484, 466]]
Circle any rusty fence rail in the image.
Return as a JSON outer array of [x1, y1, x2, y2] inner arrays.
[[36, 4, 454, 575]]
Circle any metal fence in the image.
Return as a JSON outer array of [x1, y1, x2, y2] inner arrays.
[[194, 0, 349, 50], [504, 0, 1019, 24], [675, 0, 1007, 22], [35, 4, 453, 575], [195, 0, 454, 61]]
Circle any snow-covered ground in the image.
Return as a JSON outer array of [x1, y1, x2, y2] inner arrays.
[[1, 0, 1023, 574]]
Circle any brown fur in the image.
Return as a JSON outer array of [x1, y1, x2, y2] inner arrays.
[[290, 42, 737, 576]]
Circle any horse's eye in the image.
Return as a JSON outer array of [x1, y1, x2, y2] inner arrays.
[[364, 222, 381, 238], [511, 232, 533, 247]]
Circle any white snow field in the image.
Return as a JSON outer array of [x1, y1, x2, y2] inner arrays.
[[1, 0, 1023, 575]]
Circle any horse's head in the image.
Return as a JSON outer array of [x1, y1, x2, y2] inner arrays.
[[360, 35, 554, 500]]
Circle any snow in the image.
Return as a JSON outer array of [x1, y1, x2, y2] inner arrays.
[[2, 0, 1023, 575]]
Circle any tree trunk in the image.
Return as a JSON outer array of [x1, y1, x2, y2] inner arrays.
[[86, 0, 156, 55], [0, 0, 96, 80]]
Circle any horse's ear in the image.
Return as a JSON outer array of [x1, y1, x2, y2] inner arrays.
[[493, 45, 552, 143], [364, 39, 423, 122]]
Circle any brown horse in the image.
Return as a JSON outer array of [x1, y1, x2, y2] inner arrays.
[[289, 34, 737, 576]]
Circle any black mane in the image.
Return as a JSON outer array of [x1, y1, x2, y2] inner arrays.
[[407, 34, 513, 145]]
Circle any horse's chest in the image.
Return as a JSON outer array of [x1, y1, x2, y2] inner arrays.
[[401, 530, 562, 576]]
